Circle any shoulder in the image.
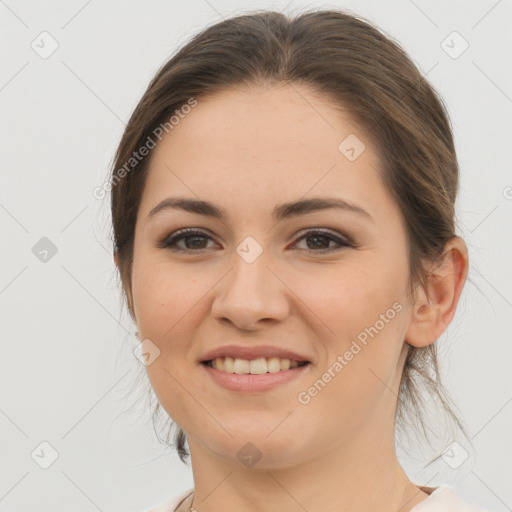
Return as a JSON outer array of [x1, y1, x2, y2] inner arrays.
[[411, 484, 488, 511], [141, 488, 194, 512]]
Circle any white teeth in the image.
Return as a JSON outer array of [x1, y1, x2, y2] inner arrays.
[[210, 356, 307, 374], [249, 358, 267, 375], [223, 356, 234, 373], [267, 357, 281, 373], [233, 358, 250, 374]]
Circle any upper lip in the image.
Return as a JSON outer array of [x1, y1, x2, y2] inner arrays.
[[200, 344, 311, 363]]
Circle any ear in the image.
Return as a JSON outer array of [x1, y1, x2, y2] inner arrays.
[[405, 237, 469, 348]]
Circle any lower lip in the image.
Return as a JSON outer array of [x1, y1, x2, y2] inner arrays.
[[201, 363, 311, 392]]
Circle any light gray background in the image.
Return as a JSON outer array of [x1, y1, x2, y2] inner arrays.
[[1, 0, 511, 511]]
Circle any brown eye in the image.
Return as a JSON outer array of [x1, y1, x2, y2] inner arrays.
[[292, 229, 352, 253], [159, 229, 217, 252]]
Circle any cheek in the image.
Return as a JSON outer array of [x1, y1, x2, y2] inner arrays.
[[294, 259, 407, 401], [130, 260, 208, 423], [131, 255, 206, 340], [295, 257, 405, 342]]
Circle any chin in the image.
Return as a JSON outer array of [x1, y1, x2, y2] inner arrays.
[[198, 428, 309, 470]]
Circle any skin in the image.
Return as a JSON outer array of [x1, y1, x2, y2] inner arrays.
[[115, 83, 468, 511]]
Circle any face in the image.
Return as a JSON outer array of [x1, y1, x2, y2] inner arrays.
[[129, 83, 415, 468]]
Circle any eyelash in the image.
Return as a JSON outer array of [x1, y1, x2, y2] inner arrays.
[[158, 228, 353, 254]]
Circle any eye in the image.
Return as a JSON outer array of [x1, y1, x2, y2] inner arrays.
[[158, 228, 217, 252], [291, 229, 353, 253], [159, 227, 353, 254]]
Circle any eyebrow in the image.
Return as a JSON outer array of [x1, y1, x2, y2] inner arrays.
[[146, 196, 374, 224]]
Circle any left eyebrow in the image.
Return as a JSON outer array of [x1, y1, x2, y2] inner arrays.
[[273, 197, 374, 224], [146, 196, 374, 224]]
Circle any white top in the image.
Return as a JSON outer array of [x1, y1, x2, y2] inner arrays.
[[143, 484, 487, 511]]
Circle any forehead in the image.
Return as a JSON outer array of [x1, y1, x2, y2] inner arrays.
[[138, 83, 391, 223]]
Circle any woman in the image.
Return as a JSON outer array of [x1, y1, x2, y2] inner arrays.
[[110, 9, 486, 512]]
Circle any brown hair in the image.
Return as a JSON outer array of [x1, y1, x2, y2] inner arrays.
[[110, 9, 470, 464]]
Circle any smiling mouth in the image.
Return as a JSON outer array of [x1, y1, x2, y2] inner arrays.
[[202, 357, 310, 375]]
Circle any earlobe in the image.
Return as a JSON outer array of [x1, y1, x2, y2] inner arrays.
[[405, 237, 469, 348]]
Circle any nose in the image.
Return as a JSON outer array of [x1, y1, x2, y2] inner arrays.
[[211, 247, 290, 331]]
